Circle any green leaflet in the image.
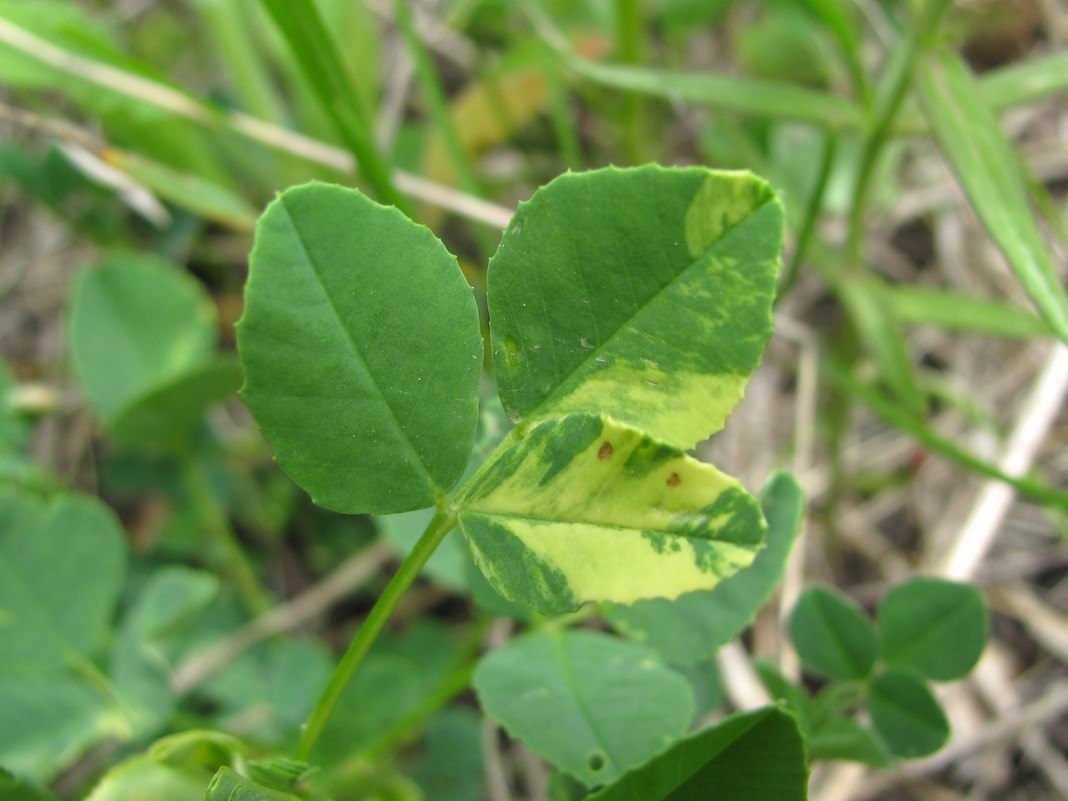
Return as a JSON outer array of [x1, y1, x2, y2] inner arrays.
[[489, 165, 784, 450], [237, 182, 483, 514], [457, 414, 765, 615]]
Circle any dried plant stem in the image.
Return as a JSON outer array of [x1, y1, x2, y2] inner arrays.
[[941, 342, 1068, 579], [0, 17, 514, 229]]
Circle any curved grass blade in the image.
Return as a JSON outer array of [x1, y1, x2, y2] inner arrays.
[[917, 50, 1068, 344], [457, 413, 765, 615], [238, 182, 482, 514], [489, 165, 783, 450]]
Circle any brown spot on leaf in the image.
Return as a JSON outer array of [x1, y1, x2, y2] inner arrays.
[[667, 472, 681, 487], [597, 441, 614, 461]]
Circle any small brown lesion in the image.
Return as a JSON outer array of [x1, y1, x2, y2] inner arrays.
[[666, 472, 681, 487], [597, 441, 614, 461]]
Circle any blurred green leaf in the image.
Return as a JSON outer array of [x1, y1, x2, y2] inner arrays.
[[0, 677, 118, 780], [378, 507, 470, 593], [918, 50, 1068, 344], [585, 706, 807, 801], [84, 757, 210, 801], [111, 567, 219, 738], [473, 629, 694, 787], [69, 252, 217, 422], [237, 182, 482, 514], [102, 149, 258, 231], [409, 708, 484, 801], [605, 471, 803, 666], [789, 586, 877, 680], [206, 767, 302, 801], [0, 490, 126, 672], [807, 716, 892, 766], [878, 577, 987, 681], [868, 668, 949, 758], [109, 357, 241, 455]]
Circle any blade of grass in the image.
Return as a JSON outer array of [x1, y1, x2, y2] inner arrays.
[[838, 277, 926, 417], [917, 50, 1068, 344], [880, 284, 1053, 339], [257, 0, 405, 211], [391, 0, 493, 254], [776, 133, 838, 302], [845, 0, 953, 269], [565, 56, 864, 132], [193, 0, 284, 123], [0, 17, 514, 228], [826, 360, 1068, 510]]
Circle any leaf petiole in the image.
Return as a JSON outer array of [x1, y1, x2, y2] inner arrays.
[[295, 503, 458, 760]]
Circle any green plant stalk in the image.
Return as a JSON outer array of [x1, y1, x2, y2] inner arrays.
[[257, 0, 406, 211], [614, 0, 647, 163], [827, 362, 1068, 509], [845, 0, 952, 269], [391, 0, 494, 254], [181, 458, 272, 617], [542, 45, 583, 170], [776, 133, 837, 303], [295, 504, 458, 760]]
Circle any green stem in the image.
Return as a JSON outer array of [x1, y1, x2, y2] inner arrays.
[[295, 504, 458, 760], [776, 133, 837, 303], [182, 458, 272, 617], [391, 0, 494, 254], [199, 0, 284, 123], [845, 0, 952, 269], [257, 0, 407, 212], [614, 0, 647, 163]]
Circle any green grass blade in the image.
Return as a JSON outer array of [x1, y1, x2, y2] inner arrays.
[[917, 50, 1068, 344], [257, 0, 404, 210], [566, 56, 863, 131], [880, 284, 1053, 339], [826, 361, 1068, 510]]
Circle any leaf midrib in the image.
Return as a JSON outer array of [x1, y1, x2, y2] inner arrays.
[[460, 509, 739, 544], [278, 198, 438, 493], [523, 195, 777, 437]]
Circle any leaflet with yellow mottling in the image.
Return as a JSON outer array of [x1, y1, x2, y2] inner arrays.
[[457, 414, 765, 615], [489, 165, 784, 451]]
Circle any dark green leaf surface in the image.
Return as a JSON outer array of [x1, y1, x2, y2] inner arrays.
[[489, 165, 783, 450], [585, 706, 807, 801], [458, 414, 765, 614], [878, 578, 987, 681], [238, 182, 482, 513], [789, 586, 877, 680], [0, 490, 126, 672], [868, 668, 949, 758], [473, 629, 694, 786], [606, 470, 803, 664], [69, 252, 217, 421], [918, 50, 1068, 344]]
